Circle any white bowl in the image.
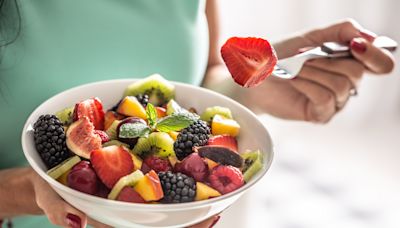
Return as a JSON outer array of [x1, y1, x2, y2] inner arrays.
[[22, 79, 273, 228]]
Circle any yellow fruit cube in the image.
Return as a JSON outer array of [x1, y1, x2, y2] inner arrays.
[[211, 114, 240, 137], [195, 182, 221, 201]]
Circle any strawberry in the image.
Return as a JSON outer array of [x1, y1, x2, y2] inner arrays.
[[207, 135, 238, 152], [90, 145, 134, 188], [143, 155, 172, 173], [94, 130, 110, 143], [221, 37, 277, 87], [73, 97, 105, 130], [117, 186, 146, 203], [209, 165, 244, 195]]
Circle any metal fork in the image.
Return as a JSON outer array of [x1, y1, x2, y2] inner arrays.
[[273, 36, 397, 79]]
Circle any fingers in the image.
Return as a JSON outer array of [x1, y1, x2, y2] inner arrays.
[[298, 64, 353, 105], [188, 215, 221, 228], [289, 78, 336, 123], [305, 58, 364, 87], [32, 175, 87, 227], [350, 37, 395, 74]]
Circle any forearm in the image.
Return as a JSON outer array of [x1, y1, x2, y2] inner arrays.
[[0, 167, 42, 218]]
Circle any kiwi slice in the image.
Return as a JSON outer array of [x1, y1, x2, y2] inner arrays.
[[108, 170, 144, 200], [123, 74, 175, 106], [132, 132, 175, 157], [105, 120, 121, 140], [241, 150, 263, 182], [55, 106, 74, 125], [200, 106, 233, 122], [46, 156, 81, 180], [103, 140, 130, 149]]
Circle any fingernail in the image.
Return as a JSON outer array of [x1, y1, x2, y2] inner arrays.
[[209, 216, 221, 228], [66, 213, 81, 228], [359, 29, 376, 42], [350, 38, 367, 53]]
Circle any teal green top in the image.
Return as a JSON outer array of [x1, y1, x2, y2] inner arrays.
[[0, 0, 208, 227]]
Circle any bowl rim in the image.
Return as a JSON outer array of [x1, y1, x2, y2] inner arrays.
[[22, 78, 274, 210]]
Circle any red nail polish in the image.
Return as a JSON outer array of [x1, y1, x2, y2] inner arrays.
[[350, 38, 366, 53], [66, 213, 81, 228], [359, 29, 376, 42], [209, 216, 221, 228]]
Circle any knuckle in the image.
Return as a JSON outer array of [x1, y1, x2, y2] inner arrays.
[[320, 91, 335, 105], [334, 77, 351, 95], [341, 18, 358, 29]]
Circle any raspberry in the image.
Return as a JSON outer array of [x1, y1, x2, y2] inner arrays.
[[209, 165, 244, 194], [143, 155, 172, 173]]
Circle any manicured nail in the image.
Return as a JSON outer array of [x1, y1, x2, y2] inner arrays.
[[66, 213, 81, 228], [359, 29, 376, 42], [350, 38, 367, 53], [209, 216, 221, 228]]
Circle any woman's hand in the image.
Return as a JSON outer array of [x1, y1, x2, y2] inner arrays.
[[31, 171, 111, 228], [239, 19, 395, 122]]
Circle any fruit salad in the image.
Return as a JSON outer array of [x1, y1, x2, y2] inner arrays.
[[33, 74, 263, 204]]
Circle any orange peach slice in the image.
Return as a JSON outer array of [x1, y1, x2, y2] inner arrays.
[[195, 182, 221, 201], [117, 96, 147, 120], [134, 170, 164, 202]]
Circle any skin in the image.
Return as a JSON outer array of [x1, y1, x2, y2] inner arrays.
[[0, 1, 395, 227]]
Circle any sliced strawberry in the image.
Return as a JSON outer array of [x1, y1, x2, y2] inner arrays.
[[221, 37, 277, 87], [90, 145, 134, 188], [73, 97, 105, 130], [207, 135, 238, 152], [94, 130, 110, 143], [117, 186, 146, 203]]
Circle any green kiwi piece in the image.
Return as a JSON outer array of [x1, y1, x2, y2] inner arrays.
[[123, 74, 175, 106], [108, 170, 144, 200], [200, 106, 233, 122], [132, 132, 175, 158], [241, 150, 263, 182], [105, 120, 121, 140], [46, 156, 81, 180], [103, 140, 130, 149], [55, 106, 74, 125]]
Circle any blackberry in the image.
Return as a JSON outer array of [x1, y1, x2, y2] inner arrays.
[[158, 171, 196, 203], [33, 114, 71, 169], [135, 94, 149, 107], [174, 120, 210, 160]]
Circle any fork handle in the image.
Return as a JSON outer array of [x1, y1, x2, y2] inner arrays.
[[321, 36, 397, 57]]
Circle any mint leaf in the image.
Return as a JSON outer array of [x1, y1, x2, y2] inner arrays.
[[156, 112, 199, 132], [146, 103, 157, 128], [119, 122, 151, 138]]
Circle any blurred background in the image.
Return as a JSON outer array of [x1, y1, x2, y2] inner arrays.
[[216, 0, 400, 227]]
